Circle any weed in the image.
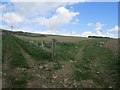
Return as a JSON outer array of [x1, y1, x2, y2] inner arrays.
[[8, 72, 28, 88], [53, 62, 62, 70]]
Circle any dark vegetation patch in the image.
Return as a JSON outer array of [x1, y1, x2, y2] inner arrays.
[[13, 31, 46, 37], [7, 72, 29, 88]]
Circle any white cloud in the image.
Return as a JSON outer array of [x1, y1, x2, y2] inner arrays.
[[33, 29, 80, 37], [0, 4, 6, 11], [95, 22, 104, 35], [38, 7, 79, 31], [57, 32, 80, 37], [87, 23, 93, 26], [9, 0, 119, 2], [68, 31, 80, 36], [10, 0, 83, 18], [0, 14, 2, 22], [81, 31, 95, 37], [12, 2, 67, 17], [81, 31, 118, 38], [3, 12, 23, 26], [10, 0, 90, 2], [70, 19, 80, 25], [103, 32, 116, 38], [88, 22, 104, 36], [9, 0, 88, 18], [108, 26, 119, 32], [70, 6, 73, 9], [87, 22, 119, 38]]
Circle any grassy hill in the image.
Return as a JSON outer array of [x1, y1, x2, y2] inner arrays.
[[2, 29, 119, 88]]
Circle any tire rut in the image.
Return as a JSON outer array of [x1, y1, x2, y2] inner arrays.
[[17, 44, 36, 67], [75, 46, 84, 61]]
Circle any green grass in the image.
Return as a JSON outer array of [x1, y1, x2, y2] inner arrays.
[[3, 32, 30, 88], [14, 36, 52, 61], [8, 72, 29, 88], [2, 30, 119, 88], [15, 34, 88, 43], [72, 38, 119, 87], [2, 33, 28, 68], [15, 36, 79, 62], [54, 42, 78, 61]]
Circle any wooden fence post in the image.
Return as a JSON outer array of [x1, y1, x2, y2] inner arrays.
[[52, 38, 56, 58]]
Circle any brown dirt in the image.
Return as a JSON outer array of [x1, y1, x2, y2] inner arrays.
[[17, 44, 53, 88], [51, 61, 74, 87], [106, 39, 118, 54], [26, 60, 74, 88], [54, 61, 73, 78], [17, 42, 75, 88], [80, 80, 100, 88]]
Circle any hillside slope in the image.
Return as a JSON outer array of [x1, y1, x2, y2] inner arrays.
[[2, 30, 119, 88]]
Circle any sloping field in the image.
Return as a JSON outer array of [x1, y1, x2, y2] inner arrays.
[[15, 34, 89, 43], [2, 30, 119, 88]]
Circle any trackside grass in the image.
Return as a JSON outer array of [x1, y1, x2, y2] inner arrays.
[[14, 36, 52, 61], [3, 33, 28, 68]]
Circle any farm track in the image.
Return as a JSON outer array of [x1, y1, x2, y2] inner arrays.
[[16, 41, 45, 87], [75, 41, 89, 61], [15, 38, 54, 88], [3, 34, 30, 88], [2, 41, 18, 88], [2, 31, 119, 88], [17, 44, 35, 67], [14, 36, 93, 88], [16, 42, 39, 88], [2, 45, 11, 87], [15, 39, 75, 88], [75, 46, 84, 61]]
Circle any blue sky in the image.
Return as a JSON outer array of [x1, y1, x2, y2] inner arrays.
[[0, 1, 119, 38], [64, 2, 118, 35]]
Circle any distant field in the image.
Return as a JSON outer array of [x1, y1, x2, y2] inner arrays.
[[15, 34, 89, 43]]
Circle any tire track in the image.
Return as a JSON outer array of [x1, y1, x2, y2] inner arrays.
[[17, 44, 36, 68]]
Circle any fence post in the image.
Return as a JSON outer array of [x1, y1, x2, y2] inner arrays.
[[52, 39, 56, 58]]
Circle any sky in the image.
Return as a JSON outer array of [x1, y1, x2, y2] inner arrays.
[[0, 0, 119, 38]]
